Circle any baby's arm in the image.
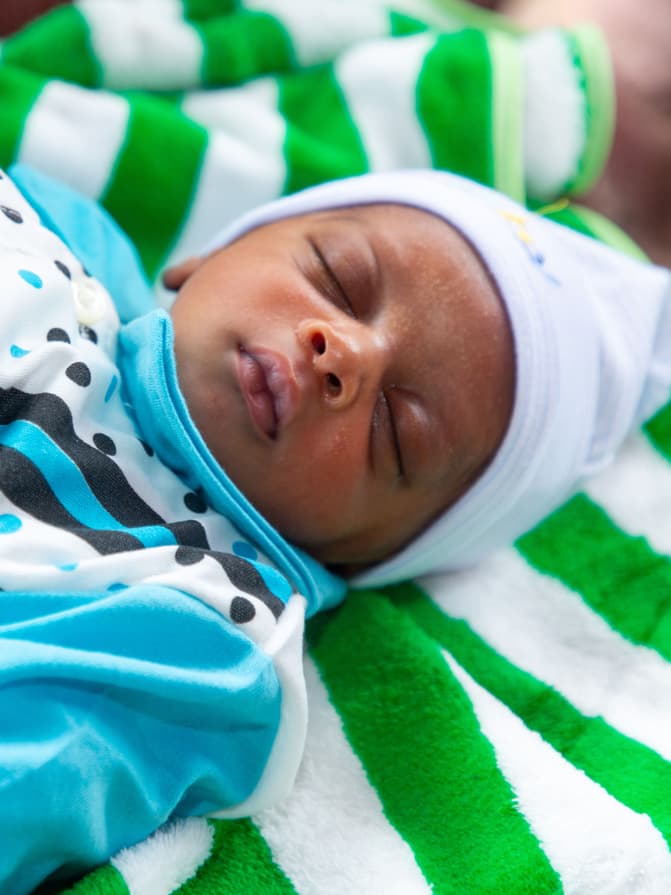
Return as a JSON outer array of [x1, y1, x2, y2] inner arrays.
[[0, 582, 306, 894]]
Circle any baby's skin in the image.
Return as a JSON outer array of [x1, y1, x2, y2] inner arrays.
[[165, 204, 514, 571]]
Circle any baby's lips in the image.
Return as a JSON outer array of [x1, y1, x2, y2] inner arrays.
[[237, 346, 301, 439]]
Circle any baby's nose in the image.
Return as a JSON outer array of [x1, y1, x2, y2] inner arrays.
[[298, 319, 380, 409]]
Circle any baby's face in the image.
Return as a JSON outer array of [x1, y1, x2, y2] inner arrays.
[[167, 203, 514, 571]]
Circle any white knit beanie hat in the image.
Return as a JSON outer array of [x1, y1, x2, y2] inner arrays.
[[201, 170, 671, 586]]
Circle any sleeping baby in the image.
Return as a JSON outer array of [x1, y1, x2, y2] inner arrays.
[[0, 160, 669, 894]]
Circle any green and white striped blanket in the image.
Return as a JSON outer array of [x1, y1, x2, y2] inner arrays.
[[2, 2, 668, 893]]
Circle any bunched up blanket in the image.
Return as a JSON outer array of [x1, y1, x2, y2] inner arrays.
[[1, 2, 670, 894]]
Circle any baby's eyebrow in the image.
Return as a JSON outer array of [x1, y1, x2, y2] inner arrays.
[[320, 211, 367, 227]]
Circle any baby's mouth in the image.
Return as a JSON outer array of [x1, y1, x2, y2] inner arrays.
[[237, 346, 299, 440]]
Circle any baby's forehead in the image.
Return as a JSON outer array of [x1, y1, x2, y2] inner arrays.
[[306, 202, 494, 270]]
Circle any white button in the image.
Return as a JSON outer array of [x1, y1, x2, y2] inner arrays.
[[72, 274, 113, 326]]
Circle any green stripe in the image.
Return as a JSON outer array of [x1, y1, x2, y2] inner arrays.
[[1, 6, 100, 88], [308, 591, 562, 895], [517, 494, 671, 660], [0, 64, 47, 168], [195, 11, 294, 86], [391, 581, 671, 847], [279, 64, 367, 195], [416, 30, 494, 187], [644, 400, 671, 460], [52, 862, 128, 895], [183, 0, 238, 19], [389, 12, 430, 37], [100, 93, 207, 281], [178, 819, 298, 894]]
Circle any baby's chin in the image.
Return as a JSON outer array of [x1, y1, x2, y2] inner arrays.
[[291, 524, 413, 577]]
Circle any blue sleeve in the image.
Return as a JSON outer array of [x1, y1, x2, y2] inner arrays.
[[0, 584, 282, 895], [8, 163, 157, 323]]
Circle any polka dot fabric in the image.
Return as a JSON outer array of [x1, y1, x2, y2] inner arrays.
[[0, 165, 303, 647], [0, 167, 309, 869]]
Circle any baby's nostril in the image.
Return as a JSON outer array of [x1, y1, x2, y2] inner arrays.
[[326, 372, 341, 396], [311, 332, 326, 355]]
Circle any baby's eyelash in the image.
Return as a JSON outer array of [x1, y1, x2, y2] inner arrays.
[[383, 389, 405, 480], [309, 239, 355, 317]]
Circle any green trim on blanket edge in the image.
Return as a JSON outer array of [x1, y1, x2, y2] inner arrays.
[[307, 591, 563, 895], [488, 30, 524, 201], [390, 581, 671, 847], [563, 25, 614, 198], [532, 201, 648, 262], [562, 204, 647, 261], [517, 493, 671, 662], [177, 819, 299, 895]]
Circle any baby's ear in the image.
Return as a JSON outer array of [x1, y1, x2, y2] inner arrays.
[[162, 256, 203, 291]]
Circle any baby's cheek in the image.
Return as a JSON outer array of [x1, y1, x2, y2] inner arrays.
[[262, 450, 367, 548]]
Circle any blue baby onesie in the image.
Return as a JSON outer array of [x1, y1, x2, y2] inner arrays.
[[0, 166, 345, 895]]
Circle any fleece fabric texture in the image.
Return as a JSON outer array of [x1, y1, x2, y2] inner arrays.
[[1, 2, 669, 895]]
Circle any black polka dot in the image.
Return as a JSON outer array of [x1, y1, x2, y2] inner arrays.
[[1, 206, 23, 224], [66, 362, 91, 387], [175, 546, 204, 566], [184, 491, 207, 514], [139, 439, 154, 457], [83, 265, 92, 277], [54, 259, 71, 280], [230, 596, 256, 624], [78, 324, 98, 343], [47, 328, 70, 343], [93, 433, 116, 456]]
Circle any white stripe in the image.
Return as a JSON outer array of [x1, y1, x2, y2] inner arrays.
[[585, 430, 671, 557], [255, 657, 432, 895], [111, 816, 213, 895], [421, 549, 671, 762], [335, 34, 434, 172], [448, 654, 671, 895], [522, 30, 586, 200], [244, 0, 389, 68], [163, 81, 286, 271], [17, 80, 129, 200], [181, 77, 283, 149], [77, 0, 203, 90]]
